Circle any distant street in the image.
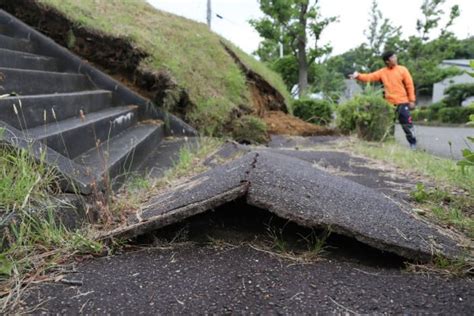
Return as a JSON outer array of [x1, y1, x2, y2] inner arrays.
[[395, 124, 473, 160]]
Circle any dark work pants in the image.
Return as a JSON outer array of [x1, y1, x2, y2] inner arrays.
[[395, 104, 416, 145]]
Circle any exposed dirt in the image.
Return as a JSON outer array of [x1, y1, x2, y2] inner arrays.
[[222, 42, 287, 115], [263, 111, 336, 136], [222, 42, 336, 137]]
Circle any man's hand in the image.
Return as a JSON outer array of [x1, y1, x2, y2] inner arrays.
[[408, 102, 416, 109], [348, 71, 359, 80]]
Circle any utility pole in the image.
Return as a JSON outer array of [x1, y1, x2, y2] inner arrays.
[[207, 0, 211, 29]]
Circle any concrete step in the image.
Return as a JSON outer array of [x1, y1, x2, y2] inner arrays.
[[0, 23, 25, 39], [137, 137, 200, 178], [74, 122, 164, 184], [0, 48, 59, 71], [0, 67, 95, 95], [0, 90, 114, 130], [26, 105, 139, 159], [0, 33, 34, 53]]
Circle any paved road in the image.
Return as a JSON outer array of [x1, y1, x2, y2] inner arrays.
[[395, 124, 473, 160]]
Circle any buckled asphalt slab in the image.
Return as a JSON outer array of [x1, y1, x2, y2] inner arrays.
[[101, 147, 463, 261]]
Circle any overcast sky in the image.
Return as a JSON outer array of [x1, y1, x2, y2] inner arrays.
[[147, 0, 473, 56]]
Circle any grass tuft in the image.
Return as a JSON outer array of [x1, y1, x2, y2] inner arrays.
[[0, 209, 103, 313], [0, 136, 57, 212]]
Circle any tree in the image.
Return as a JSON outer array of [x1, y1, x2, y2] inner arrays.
[[250, 0, 336, 97], [324, 0, 401, 79], [364, 0, 401, 67], [386, 0, 462, 96]]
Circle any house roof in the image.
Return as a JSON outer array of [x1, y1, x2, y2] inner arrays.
[[441, 59, 472, 69]]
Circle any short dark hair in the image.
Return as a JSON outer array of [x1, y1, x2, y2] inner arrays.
[[382, 51, 395, 63]]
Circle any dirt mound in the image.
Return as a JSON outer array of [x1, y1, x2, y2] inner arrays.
[[221, 43, 333, 137], [263, 111, 335, 136]]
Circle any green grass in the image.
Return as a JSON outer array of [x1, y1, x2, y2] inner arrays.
[[0, 141, 57, 212], [347, 139, 473, 274], [410, 183, 473, 237], [349, 140, 474, 193], [36, 0, 291, 134], [347, 139, 473, 239], [0, 132, 103, 312], [0, 209, 103, 312]]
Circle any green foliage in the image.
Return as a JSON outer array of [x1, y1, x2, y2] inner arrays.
[[250, 0, 336, 64], [364, 0, 401, 67], [427, 101, 444, 121], [311, 63, 346, 102], [293, 99, 333, 125], [438, 106, 474, 123], [328, 0, 465, 98], [0, 144, 57, 211], [391, 34, 463, 95], [411, 183, 429, 202], [443, 83, 474, 107], [250, 0, 337, 95], [336, 86, 394, 141], [411, 108, 431, 121], [270, 55, 299, 91], [411, 102, 473, 124], [232, 115, 269, 144], [326, 44, 380, 75], [351, 140, 473, 192], [410, 185, 473, 238], [36, 0, 291, 138], [457, 114, 474, 171], [1, 209, 103, 311], [173, 145, 193, 172]]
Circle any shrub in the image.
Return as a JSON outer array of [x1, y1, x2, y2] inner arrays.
[[427, 101, 445, 121], [412, 108, 431, 122], [293, 99, 333, 125], [443, 83, 474, 107], [457, 114, 474, 171], [336, 91, 394, 141], [232, 115, 269, 144], [438, 106, 474, 123]]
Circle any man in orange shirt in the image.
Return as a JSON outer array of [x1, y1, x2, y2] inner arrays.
[[350, 51, 417, 149]]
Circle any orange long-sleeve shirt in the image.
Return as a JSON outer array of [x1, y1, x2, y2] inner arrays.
[[356, 65, 416, 105]]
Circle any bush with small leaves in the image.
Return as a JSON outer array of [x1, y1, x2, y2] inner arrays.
[[293, 99, 333, 125], [336, 88, 393, 141], [232, 115, 269, 144]]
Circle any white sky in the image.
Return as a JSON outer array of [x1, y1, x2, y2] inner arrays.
[[147, 0, 473, 56]]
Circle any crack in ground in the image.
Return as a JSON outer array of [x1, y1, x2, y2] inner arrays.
[[100, 150, 464, 262]]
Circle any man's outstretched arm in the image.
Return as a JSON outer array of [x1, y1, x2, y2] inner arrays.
[[349, 69, 382, 82]]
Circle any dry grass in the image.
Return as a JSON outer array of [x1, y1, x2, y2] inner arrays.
[[110, 137, 223, 222]]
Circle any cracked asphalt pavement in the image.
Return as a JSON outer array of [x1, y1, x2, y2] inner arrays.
[[105, 149, 462, 261]]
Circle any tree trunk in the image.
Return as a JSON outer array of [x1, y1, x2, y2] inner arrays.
[[297, 3, 308, 97]]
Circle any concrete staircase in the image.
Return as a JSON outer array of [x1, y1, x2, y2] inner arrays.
[[0, 12, 195, 194]]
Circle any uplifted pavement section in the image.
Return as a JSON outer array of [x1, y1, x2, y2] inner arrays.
[[102, 150, 462, 261]]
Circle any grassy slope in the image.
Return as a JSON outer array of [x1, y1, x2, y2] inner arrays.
[[37, 0, 290, 133]]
